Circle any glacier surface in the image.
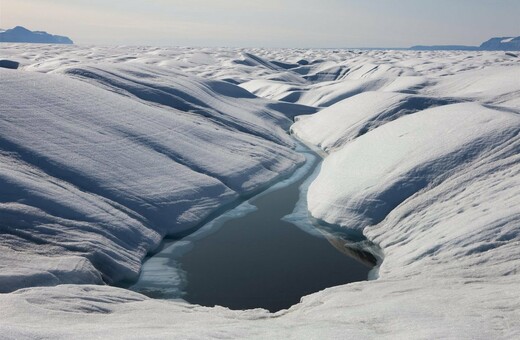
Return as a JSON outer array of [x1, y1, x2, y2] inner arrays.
[[0, 45, 519, 339]]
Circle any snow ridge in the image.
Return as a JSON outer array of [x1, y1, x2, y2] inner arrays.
[[0, 64, 305, 289]]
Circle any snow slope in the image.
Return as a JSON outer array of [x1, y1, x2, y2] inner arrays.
[[305, 103, 519, 228], [1, 45, 519, 338], [0, 63, 305, 290]]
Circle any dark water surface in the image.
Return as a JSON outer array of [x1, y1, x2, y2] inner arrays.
[[128, 148, 373, 313], [180, 155, 371, 312]]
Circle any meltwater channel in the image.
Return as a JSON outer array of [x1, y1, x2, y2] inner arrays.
[[125, 143, 378, 313]]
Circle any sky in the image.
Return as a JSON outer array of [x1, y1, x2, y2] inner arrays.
[[1, 0, 519, 47]]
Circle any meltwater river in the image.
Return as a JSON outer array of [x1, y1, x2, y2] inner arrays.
[[126, 143, 376, 312]]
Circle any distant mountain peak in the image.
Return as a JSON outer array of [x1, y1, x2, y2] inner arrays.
[[0, 26, 73, 44], [410, 35, 520, 51], [13, 26, 30, 31], [479, 36, 520, 51]]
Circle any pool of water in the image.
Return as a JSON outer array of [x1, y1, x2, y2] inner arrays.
[[126, 144, 376, 312]]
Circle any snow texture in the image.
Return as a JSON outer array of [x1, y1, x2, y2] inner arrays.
[[1, 45, 519, 339]]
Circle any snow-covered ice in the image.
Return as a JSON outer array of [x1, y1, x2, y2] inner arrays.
[[303, 103, 518, 228], [1, 45, 519, 338], [0, 52, 305, 289]]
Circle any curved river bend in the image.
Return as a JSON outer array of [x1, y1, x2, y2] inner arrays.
[[124, 143, 377, 312]]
